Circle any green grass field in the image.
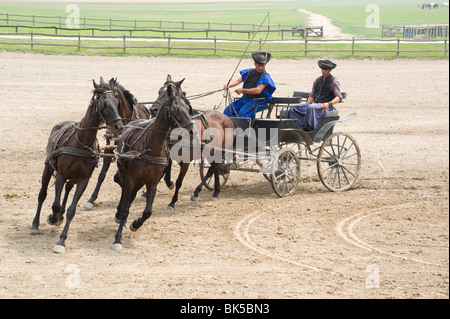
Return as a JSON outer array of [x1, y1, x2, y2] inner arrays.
[[0, 1, 448, 58]]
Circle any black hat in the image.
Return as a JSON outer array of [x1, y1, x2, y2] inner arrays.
[[318, 59, 337, 69], [252, 52, 271, 64]]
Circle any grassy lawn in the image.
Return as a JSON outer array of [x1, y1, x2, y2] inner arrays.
[[0, 1, 448, 58]]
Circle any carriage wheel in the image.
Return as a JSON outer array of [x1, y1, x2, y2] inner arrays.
[[270, 148, 301, 197], [317, 132, 361, 192], [199, 158, 230, 191]]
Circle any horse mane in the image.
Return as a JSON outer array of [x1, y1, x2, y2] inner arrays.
[[115, 82, 138, 109]]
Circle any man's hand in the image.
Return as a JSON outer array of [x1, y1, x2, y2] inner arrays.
[[235, 88, 243, 95], [320, 103, 329, 110]]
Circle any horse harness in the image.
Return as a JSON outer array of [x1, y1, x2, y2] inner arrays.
[[45, 90, 117, 171], [115, 95, 189, 168], [116, 119, 170, 168]]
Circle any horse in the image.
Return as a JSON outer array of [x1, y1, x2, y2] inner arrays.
[[31, 77, 125, 254], [112, 75, 194, 250], [84, 80, 150, 210], [151, 88, 236, 210]]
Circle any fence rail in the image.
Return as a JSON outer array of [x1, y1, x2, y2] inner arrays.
[[0, 32, 447, 56], [0, 13, 323, 38]]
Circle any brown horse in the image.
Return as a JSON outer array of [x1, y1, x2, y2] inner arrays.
[[151, 89, 235, 210], [31, 77, 124, 253], [84, 80, 150, 210], [112, 75, 193, 250]]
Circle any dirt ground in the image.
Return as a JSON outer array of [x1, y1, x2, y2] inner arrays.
[[0, 51, 448, 300]]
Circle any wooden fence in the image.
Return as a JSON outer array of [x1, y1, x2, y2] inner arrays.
[[0, 13, 323, 39], [0, 32, 447, 56], [382, 25, 449, 39]]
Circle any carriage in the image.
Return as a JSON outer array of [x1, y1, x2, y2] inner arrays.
[[34, 77, 361, 252], [198, 91, 361, 197]]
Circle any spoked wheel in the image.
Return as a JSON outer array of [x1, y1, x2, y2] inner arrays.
[[199, 158, 230, 191], [317, 132, 361, 192], [270, 148, 301, 197]]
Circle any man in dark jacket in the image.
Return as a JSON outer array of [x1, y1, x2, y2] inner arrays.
[[288, 59, 342, 131]]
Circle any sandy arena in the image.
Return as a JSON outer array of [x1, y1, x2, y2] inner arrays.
[[0, 51, 448, 299]]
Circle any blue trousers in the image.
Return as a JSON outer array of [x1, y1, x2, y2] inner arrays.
[[223, 97, 268, 122], [287, 103, 333, 131]]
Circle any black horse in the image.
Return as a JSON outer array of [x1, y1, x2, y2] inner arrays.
[[112, 75, 193, 250], [84, 81, 150, 210], [31, 78, 124, 253]]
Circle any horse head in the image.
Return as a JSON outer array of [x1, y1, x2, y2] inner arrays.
[[92, 77, 125, 135], [151, 75, 193, 131]]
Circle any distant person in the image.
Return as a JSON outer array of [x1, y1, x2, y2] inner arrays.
[[223, 52, 276, 122], [287, 59, 342, 131]]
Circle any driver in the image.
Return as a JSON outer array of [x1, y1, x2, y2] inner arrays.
[[223, 52, 276, 122]]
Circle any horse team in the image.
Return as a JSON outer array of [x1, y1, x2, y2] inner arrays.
[[31, 75, 235, 253]]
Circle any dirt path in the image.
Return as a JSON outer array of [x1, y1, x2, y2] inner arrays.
[[0, 52, 448, 299], [297, 9, 354, 39]]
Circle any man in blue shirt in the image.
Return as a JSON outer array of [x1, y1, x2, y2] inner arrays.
[[223, 52, 276, 122]]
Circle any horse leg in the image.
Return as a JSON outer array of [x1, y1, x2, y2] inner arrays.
[[130, 184, 157, 231], [168, 162, 189, 210], [112, 180, 134, 250], [31, 164, 53, 233], [163, 160, 174, 190], [85, 156, 112, 210], [48, 175, 65, 227], [53, 178, 89, 253], [191, 165, 215, 201], [60, 180, 75, 216], [114, 181, 143, 223], [211, 164, 221, 200]]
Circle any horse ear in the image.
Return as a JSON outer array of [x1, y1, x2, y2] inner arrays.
[[175, 78, 185, 87], [93, 79, 98, 89], [100, 77, 105, 84], [109, 78, 116, 88], [167, 83, 173, 96], [166, 74, 172, 82]]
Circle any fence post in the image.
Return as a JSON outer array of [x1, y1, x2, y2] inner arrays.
[[305, 38, 308, 56], [78, 33, 81, 52], [123, 35, 126, 53], [30, 31, 33, 50], [352, 37, 355, 56], [259, 38, 262, 51], [397, 37, 400, 56], [214, 36, 217, 55], [445, 38, 448, 56], [168, 35, 171, 55], [6, 13, 9, 25]]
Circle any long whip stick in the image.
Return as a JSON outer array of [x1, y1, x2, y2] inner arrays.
[[226, 12, 270, 87]]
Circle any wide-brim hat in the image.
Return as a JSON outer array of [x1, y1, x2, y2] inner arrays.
[[252, 52, 271, 64], [318, 59, 337, 69]]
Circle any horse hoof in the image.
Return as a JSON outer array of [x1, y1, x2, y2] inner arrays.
[[47, 215, 63, 227], [168, 182, 174, 190], [211, 196, 218, 201], [112, 243, 123, 251], [129, 221, 138, 232], [190, 194, 198, 201], [53, 245, 66, 254], [30, 227, 40, 235], [166, 205, 175, 211], [84, 202, 94, 210]]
